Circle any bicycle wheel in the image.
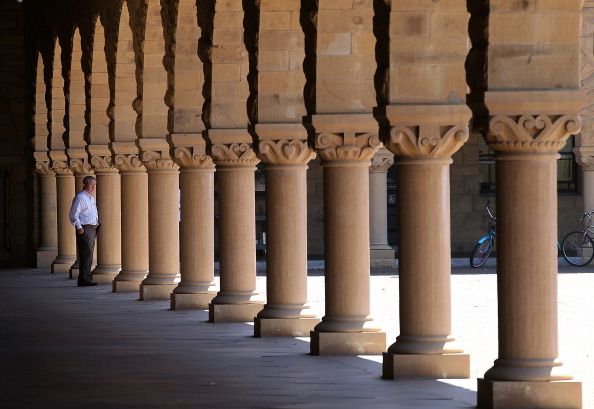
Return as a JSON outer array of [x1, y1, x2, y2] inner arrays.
[[470, 236, 494, 268], [562, 231, 594, 266]]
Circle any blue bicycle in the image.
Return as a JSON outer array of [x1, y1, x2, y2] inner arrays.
[[470, 200, 496, 268]]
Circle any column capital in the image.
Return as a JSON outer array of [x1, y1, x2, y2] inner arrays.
[[370, 147, 394, 172], [114, 153, 146, 173], [138, 138, 179, 172], [312, 114, 381, 162], [209, 129, 260, 168], [51, 160, 73, 176], [384, 104, 471, 159], [35, 160, 55, 176], [170, 134, 214, 170], [574, 146, 594, 171], [90, 154, 119, 174], [69, 158, 93, 176], [485, 90, 584, 154], [256, 123, 315, 166]]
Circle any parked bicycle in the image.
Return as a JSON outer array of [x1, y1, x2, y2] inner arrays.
[[561, 210, 594, 266], [470, 200, 496, 268]]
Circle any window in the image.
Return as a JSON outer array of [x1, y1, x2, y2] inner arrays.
[[479, 135, 577, 194]]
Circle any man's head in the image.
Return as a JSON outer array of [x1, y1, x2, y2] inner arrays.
[[82, 176, 96, 193]]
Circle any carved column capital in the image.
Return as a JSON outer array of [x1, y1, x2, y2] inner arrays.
[[51, 160, 73, 176], [141, 149, 180, 172], [90, 155, 119, 174], [114, 153, 147, 173], [312, 114, 381, 163], [574, 147, 594, 171], [485, 90, 584, 154], [35, 160, 55, 176], [255, 123, 315, 166], [69, 158, 94, 176], [209, 129, 259, 168], [384, 105, 471, 159], [173, 147, 214, 170], [370, 147, 394, 172]]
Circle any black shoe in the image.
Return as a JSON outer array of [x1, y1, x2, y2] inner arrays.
[[77, 281, 98, 287]]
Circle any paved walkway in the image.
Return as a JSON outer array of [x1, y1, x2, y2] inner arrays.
[[0, 263, 592, 408]]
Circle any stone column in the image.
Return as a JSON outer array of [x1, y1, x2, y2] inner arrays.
[[137, 142, 181, 301], [208, 130, 263, 322], [574, 148, 594, 213], [310, 114, 386, 355], [477, 91, 583, 409], [369, 147, 394, 265], [112, 151, 149, 292], [34, 159, 58, 268], [170, 136, 216, 309], [382, 105, 471, 379], [50, 160, 76, 274], [68, 159, 94, 279], [90, 153, 122, 284], [254, 124, 320, 337]]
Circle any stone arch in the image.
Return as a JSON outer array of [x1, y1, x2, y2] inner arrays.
[[34, 51, 50, 153], [49, 37, 66, 151], [89, 15, 110, 145], [69, 28, 86, 150]]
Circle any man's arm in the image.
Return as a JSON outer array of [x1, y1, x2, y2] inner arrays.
[[69, 195, 83, 230]]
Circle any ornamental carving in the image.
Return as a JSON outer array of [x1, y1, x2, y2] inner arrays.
[[35, 161, 54, 176], [51, 160, 74, 176], [90, 155, 118, 173], [173, 147, 214, 169], [69, 158, 93, 176], [315, 132, 381, 162], [258, 139, 316, 165], [114, 154, 146, 173], [487, 114, 581, 154], [370, 148, 394, 172], [210, 143, 260, 167], [574, 148, 594, 171], [141, 150, 179, 171], [387, 124, 469, 159]]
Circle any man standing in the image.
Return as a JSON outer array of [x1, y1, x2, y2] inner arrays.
[[69, 176, 99, 287]]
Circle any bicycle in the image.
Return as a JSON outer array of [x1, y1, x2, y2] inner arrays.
[[470, 200, 496, 268], [561, 210, 594, 266]]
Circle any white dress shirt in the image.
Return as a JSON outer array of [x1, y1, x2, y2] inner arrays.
[[69, 191, 98, 229]]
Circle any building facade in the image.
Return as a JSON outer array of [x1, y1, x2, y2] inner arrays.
[[0, 0, 590, 407]]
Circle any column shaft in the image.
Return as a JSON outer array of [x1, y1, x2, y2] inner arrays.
[[171, 168, 215, 309], [37, 172, 58, 267], [582, 170, 594, 212], [113, 171, 149, 292], [369, 170, 389, 247], [52, 174, 76, 273], [140, 169, 180, 300], [92, 171, 121, 283]]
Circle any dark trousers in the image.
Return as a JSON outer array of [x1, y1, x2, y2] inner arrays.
[[76, 225, 97, 284]]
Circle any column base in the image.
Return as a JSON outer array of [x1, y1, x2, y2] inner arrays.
[[310, 331, 386, 355], [112, 280, 142, 293], [37, 249, 57, 269], [51, 259, 75, 274], [140, 284, 178, 301], [69, 267, 79, 279], [208, 302, 264, 323], [92, 265, 120, 284], [477, 378, 582, 409], [382, 352, 470, 379], [170, 292, 216, 310], [254, 317, 320, 337]]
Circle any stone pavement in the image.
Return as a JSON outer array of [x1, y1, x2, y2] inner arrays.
[[0, 262, 592, 408]]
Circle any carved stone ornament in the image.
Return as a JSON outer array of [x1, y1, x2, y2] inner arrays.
[[173, 146, 214, 169], [258, 139, 316, 166], [90, 155, 118, 174], [69, 158, 94, 176], [315, 131, 381, 162], [370, 147, 394, 172], [487, 114, 581, 154], [574, 147, 594, 171], [35, 160, 55, 176], [387, 124, 469, 159], [51, 160, 74, 176], [114, 154, 146, 173], [141, 150, 180, 171], [210, 142, 260, 167]]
